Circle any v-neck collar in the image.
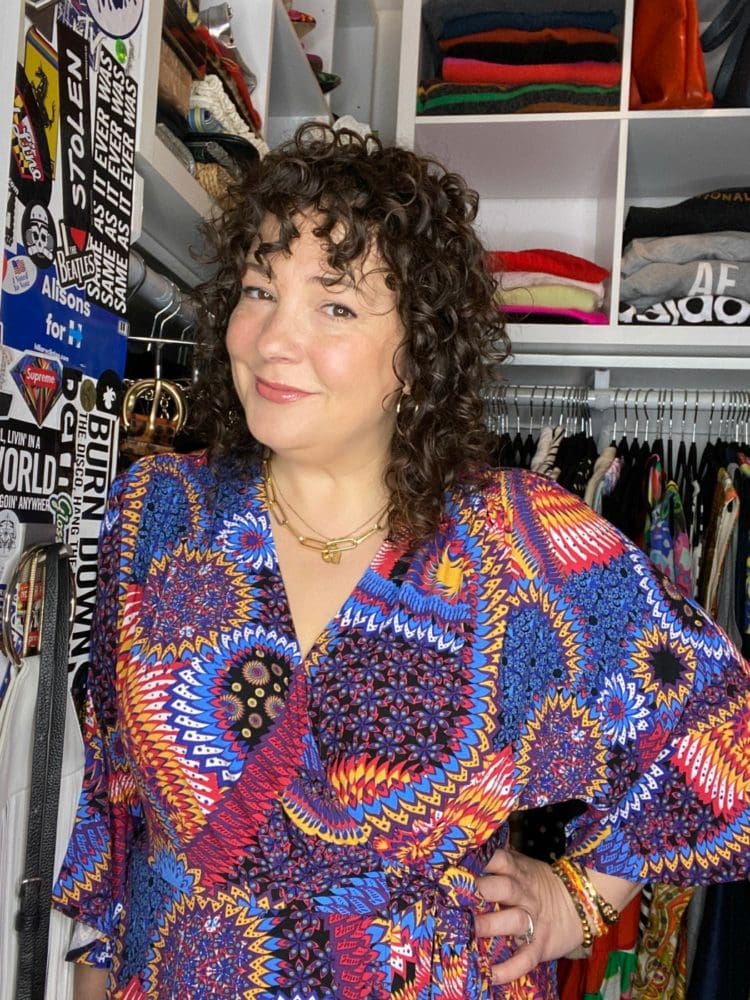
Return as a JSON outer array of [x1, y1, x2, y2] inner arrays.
[[254, 467, 399, 665]]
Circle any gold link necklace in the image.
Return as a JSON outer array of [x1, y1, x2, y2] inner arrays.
[[263, 459, 389, 564]]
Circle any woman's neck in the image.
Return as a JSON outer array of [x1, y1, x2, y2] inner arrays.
[[267, 452, 390, 541]]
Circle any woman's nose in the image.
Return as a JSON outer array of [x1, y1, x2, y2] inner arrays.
[[254, 299, 302, 361]]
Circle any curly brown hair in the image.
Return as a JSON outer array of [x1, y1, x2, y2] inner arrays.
[[190, 123, 509, 541]]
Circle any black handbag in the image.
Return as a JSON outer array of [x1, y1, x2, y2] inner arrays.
[[701, 0, 750, 107]]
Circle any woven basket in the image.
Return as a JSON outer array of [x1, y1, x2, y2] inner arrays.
[[158, 38, 193, 116], [194, 161, 234, 204]]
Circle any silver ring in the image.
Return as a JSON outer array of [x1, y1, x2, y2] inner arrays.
[[518, 907, 535, 946]]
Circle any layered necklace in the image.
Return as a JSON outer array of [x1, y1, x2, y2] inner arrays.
[[263, 458, 390, 564]]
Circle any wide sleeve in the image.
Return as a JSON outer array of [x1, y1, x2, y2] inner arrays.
[[493, 471, 750, 885], [52, 470, 144, 965]]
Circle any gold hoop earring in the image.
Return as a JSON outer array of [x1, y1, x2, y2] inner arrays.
[[394, 393, 419, 438]]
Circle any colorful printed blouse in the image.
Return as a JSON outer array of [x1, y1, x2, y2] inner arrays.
[[53, 452, 750, 999]]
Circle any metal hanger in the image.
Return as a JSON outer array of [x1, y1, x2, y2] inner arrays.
[[121, 289, 188, 439]]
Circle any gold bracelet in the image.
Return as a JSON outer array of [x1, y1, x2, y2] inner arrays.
[[551, 860, 594, 950], [562, 858, 621, 926], [552, 858, 607, 948], [551, 856, 623, 948]]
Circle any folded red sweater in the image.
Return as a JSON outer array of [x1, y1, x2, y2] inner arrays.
[[439, 26, 620, 49], [443, 57, 621, 87], [487, 248, 609, 282]]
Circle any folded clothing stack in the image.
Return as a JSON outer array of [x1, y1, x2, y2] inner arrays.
[[418, 7, 622, 116], [488, 248, 610, 324], [620, 188, 750, 325]]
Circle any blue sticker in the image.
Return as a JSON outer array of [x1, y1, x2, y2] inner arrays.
[[1, 254, 127, 378]]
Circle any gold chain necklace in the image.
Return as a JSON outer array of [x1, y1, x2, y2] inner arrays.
[[263, 459, 389, 564], [271, 467, 382, 540]]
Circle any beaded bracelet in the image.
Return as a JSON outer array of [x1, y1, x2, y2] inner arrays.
[[555, 857, 621, 926], [551, 857, 621, 948], [551, 859, 595, 950]]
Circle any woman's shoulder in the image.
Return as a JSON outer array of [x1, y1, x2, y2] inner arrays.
[[110, 448, 256, 509], [113, 448, 211, 496], [456, 467, 631, 582], [454, 465, 576, 522], [106, 450, 261, 572]]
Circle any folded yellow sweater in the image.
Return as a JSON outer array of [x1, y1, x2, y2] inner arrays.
[[496, 282, 601, 312]]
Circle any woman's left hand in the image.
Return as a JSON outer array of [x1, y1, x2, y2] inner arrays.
[[474, 847, 584, 986]]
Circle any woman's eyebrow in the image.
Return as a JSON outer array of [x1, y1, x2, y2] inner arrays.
[[310, 272, 356, 289], [242, 261, 271, 278]]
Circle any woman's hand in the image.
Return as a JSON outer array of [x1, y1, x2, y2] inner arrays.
[[475, 848, 584, 986], [475, 849, 642, 987]]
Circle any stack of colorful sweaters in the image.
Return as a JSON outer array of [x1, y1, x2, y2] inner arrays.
[[418, 7, 622, 116], [488, 247, 609, 324]]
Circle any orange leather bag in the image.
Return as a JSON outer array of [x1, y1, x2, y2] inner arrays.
[[630, 0, 713, 109]]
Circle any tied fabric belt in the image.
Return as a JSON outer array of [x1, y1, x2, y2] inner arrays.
[[125, 846, 514, 997]]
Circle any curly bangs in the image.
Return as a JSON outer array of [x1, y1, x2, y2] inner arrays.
[[190, 122, 509, 542]]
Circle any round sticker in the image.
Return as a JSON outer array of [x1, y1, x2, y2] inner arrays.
[[88, 0, 144, 39], [2, 255, 37, 295], [80, 378, 97, 412], [21, 201, 55, 268], [96, 369, 122, 415]]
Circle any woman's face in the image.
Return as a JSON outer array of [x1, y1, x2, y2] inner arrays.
[[226, 214, 405, 469]]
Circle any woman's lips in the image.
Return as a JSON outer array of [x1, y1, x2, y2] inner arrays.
[[255, 377, 314, 403]]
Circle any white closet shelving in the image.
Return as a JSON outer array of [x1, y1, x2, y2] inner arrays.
[[127, 3, 302, 282], [132, 0, 332, 286], [131, 0, 398, 288], [395, 0, 750, 381]]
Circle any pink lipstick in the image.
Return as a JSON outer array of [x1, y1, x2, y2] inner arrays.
[[255, 377, 313, 404]]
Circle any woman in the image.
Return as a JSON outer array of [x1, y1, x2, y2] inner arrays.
[[55, 125, 749, 998]]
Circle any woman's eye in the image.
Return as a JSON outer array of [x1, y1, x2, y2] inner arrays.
[[325, 302, 355, 319], [242, 285, 273, 301]]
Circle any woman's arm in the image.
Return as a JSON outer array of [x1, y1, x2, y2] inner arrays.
[[73, 964, 108, 1000], [475, 848, 641, 986]]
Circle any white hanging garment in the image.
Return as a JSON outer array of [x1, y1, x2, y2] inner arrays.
[[0, 652, 84, 1000]]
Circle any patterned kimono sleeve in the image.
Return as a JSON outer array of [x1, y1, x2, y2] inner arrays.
[[52, 472, 144, 966], [497, 471, 750, 886]]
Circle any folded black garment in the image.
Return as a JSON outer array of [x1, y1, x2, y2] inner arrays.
[[623, 188, 750, 246], [441, 40, 619, 64], [619, 293, 750, 325], [440, 10, 619, 37]]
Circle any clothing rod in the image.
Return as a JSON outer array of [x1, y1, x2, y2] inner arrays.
[[127, 251, 197, 332], [484, 385, 750, 416]]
